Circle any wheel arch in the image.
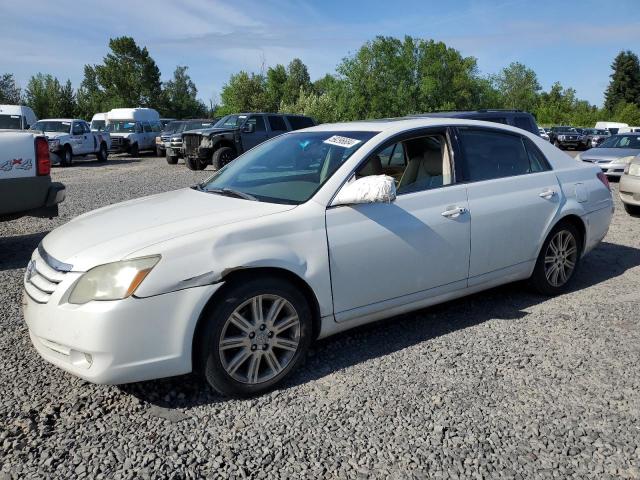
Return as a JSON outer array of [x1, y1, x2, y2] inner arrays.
[[548, 213, 587, 255], [191, 266, 322, 371], [212, 138, 236, 154]]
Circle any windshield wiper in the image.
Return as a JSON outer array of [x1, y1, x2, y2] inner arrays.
[[205, 187, 258, 201]]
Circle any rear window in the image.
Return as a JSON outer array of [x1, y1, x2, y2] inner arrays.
[[286, 116, 314, 130], [514, 116, 533, 131], [0, 114, 23, 129]]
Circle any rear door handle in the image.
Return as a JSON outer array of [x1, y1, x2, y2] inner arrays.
[[441, 206, 467, 218], [539, 189, 557, 199]]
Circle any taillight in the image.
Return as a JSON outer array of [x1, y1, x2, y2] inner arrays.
[[596, 172, 610, 191], [35, 137, 50, 176]]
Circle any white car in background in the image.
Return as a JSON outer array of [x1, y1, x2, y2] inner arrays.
[[539, 127, 550, 141], [23, 118, 613, 396]]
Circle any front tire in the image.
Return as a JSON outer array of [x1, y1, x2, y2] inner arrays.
[[166, 153, 179, 165], [61, 146, 73, 167], [197, 277, 312, 397], [129, 143, 139, 157], [185, 156, 205, 170], [212, 147, 236, 170], [530, 222, 581, 295]]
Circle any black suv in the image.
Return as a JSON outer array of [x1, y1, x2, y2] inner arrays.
[[547, 126, 582, 150], [409, 109, 539, 135], [182, 113, 316, 170]]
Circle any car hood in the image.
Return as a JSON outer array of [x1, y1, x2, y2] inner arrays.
[[42, 188, 295, 270], [183, 127, 236, 136], [39, 131, 69, 139], [581, 148, 640, 161]]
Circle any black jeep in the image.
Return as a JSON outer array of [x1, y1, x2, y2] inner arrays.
[[182, 113, 316, 170]]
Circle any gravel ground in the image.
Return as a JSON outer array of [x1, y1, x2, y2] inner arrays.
[[1, 153, 639, 479]]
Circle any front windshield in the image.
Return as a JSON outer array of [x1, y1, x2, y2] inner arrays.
[[554, 127, 576, 133], [91, 120, 106, 131], [598, 135, 640, 149], [199, 131, 377, 204], [107, 121, 136, 133], [31, 120, 70, 133], [214, 115, 246, 128], [0, 114, 23, 129], [163, 121, 182, 134], [183, 120, 215, 132]]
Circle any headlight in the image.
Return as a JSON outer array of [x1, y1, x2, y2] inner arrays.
[[628, 163, 640, 176], [48, 139, 60, 150], [68, 256, 160, 304], [559, 135, 565, 140], [618, 155, 636, 165], [575, 153, 582, 161]]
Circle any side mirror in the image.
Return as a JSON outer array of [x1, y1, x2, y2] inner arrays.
[[332, 175, 396, 206], [243, 123, 255, 133]]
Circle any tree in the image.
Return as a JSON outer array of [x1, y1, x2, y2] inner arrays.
[[217, 71, 267, 115], [0, 73, 21, 104], [162, 66, 207, 118], [282, 58, 311, 106], [84, 36, 162, 111], [492, 62, 541, 112], [76, 65, 107, 119], [24, 73, 76, 119], [264, 64, 287, 112], [604, 50, 640, 110]]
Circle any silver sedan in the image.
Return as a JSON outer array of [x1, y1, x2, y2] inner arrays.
[[620, 156, 640, 215], [576, 133, 640, 177]]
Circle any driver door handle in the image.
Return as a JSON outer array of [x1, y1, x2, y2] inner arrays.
[[441, 206, 467, 218], [539, 189, 557, 199]]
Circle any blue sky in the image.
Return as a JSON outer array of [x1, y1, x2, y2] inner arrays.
[[1, 0, 639, 107]]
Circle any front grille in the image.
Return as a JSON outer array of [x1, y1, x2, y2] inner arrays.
[[183, 134, 201, 156], [161, 135, 171, 142], [111, 137, 123, 146], [24, 246, 70, 304]]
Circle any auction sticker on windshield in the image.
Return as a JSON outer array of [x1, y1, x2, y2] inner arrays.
[[323, 135, 362, 148]]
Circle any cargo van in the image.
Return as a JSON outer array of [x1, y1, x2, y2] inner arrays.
[[106, 108, 161, 156], [0, 105, 38, 130], [595, 121, 628, 134], [90, 112, 108, 132]]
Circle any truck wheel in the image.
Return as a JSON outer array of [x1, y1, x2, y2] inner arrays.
[[129, 143, 139, 157], [185, 156, 204, 171], [61, 146, 73, 167], [212, 147, 236, 170], [96, 143, 108, 162], [166, 153, 179, 165]]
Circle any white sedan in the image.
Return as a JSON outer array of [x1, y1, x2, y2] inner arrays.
[[23, 118, 614, 396]]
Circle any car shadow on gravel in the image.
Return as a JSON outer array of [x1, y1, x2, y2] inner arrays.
[[53, 158, 142, 168], [0, 231, 48, 271], [122, 241, 640, 408]]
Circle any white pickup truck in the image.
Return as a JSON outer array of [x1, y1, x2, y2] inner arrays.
[[30, 119, 109, 167], [0, 131, 66, 221]]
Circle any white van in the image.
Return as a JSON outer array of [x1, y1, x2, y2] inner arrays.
[[0, 105, 38, 130], [595, 121, 629, 134], [106, 108, 161, 156], [90, 112, 108, 132]]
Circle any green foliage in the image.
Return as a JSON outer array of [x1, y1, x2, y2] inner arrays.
[[604, 51, 640, 110], [217, 71, 268, 115], [24, 73, 77, 118], [282, 59, 312, 106], [0, 73, 21, 104], [491, 62, 541, 112], [76, 65, 107, 119], [264, 64, 287, 112], [162, 66, 207, 118]]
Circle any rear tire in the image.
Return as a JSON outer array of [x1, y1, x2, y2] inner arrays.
[[197, 277, 312, 397], [96, 143, 108, 162], [129, 143, 139, 157], [212, 147, 236, 170], [529, 222, 582, 296], [185, 156, 204, 170], [61, 146, 73, 167], [623, 203, 640, 216]]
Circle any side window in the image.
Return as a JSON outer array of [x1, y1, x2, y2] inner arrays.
[[356, 133, 452, 194], [523, 138, 551, 173], [82, 122, 91, 133], [457, 129, 533, 182], [246, 115, 266, 132], [286, 116, 315, 130], [268, 115, 287, 132], [72, 122, 83, 135], [151, 122, 161, 133]]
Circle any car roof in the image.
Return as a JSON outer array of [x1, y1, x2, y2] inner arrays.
[[35, 118, 83, 122], [302, 117, 541, 137]]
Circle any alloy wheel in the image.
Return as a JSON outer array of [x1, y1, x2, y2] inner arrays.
[[544, 229, 578, 287], [218, 294, 301, 384]]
